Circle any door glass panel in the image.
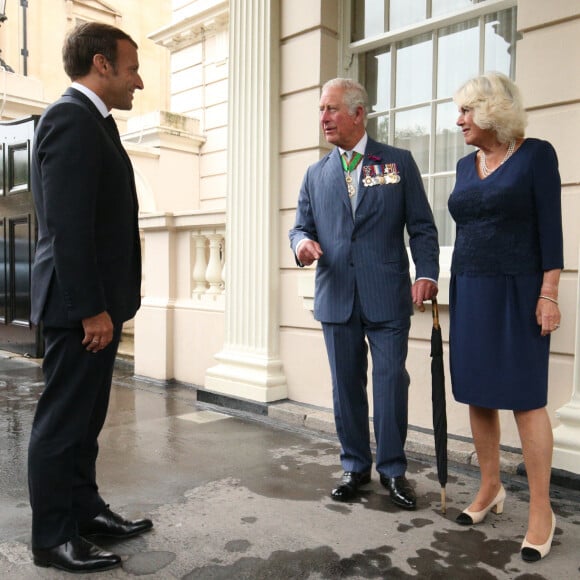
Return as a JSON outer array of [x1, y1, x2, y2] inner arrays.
[[8, 142, 30, 195], [393, 106, 430, 173], [11, 219, 31, 323], [0, 144, 4, 196], [396, 34, 432, 107], [0, 220, 5, 322], [437, 20, 479, 98]]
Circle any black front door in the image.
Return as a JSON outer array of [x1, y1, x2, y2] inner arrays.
[[0, 116, 42, 358]]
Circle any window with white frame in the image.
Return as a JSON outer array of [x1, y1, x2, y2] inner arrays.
[[350, 0, 519, 249]]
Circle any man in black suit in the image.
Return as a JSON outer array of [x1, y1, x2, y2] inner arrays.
[[28, 22, 152, 573]]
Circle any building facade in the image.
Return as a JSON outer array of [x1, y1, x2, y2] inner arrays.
[[1, 0, 579, 474]]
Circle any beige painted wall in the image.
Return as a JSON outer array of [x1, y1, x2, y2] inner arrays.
[[515, 1, 580, 440], [0, 0, 170, 125], [164, 7, 229, 211]]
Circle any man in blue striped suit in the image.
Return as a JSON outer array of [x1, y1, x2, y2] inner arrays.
[[289, 78, 439, 509]]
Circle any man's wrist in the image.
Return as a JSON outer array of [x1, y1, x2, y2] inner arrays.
[[416, 277, 438, 286]]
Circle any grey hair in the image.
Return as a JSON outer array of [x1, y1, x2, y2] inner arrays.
[[453, 72, 527, 143], [322, 77, 369, 119]]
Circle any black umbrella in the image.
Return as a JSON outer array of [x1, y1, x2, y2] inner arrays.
[[430, 298, 448, 513]]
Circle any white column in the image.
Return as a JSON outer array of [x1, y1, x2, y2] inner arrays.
[[552, 247, 580, 475], [205, 0, 287, 402]]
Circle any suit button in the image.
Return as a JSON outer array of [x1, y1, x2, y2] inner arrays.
[[351, 236, 356, 241]]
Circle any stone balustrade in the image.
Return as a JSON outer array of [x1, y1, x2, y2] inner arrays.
[[139, 211, 226, 311]]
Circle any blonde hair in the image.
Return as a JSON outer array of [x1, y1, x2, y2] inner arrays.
[[454, 72, 527, 143]]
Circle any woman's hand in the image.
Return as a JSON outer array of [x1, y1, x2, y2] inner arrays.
[[536, 298, 560, 336]]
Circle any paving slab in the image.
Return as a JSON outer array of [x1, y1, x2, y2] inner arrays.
[[0, 353, 579, 579]]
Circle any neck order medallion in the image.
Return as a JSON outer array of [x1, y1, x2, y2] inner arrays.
[[341, 152, 364, 197]]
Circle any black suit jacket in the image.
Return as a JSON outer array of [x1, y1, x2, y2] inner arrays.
[[30, 88, 141, 327]]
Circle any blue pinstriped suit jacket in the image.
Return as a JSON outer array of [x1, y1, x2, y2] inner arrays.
[[289, 137, 439, 324]]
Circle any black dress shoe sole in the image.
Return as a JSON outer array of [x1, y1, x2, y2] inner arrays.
[[33, 557, 121, 573], [80, 524, 153, 540]]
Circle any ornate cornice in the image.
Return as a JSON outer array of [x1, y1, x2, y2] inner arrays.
[[148, 0, 229, 51]]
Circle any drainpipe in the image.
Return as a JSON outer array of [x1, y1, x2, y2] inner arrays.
[[20, 0, 28, 76]]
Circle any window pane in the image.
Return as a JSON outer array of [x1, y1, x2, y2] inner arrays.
[[364, 49, 391, 113], [435, 102, 472, 172], [367, 114, 390, 144], [390, 0, 426, 30], [352, 0, 386, 40], [437, 20, 479, 98], [432, 0, 485, 18], [396, 34, 432, 107], [433, 176, 457, 247], [394, 106, 430, 173], [12, 220, 31, 323], [0, 222, 5, 321], [485, 9, 519, 74]]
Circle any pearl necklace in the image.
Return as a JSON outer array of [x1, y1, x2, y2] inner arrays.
[[479, 139, 516, 177]]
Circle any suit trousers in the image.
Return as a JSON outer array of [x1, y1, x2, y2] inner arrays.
[[322, 290, 410, 477], [28, 324, 122, 549]]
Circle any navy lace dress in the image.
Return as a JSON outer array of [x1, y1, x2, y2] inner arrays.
[[447, 138, 563, 410]]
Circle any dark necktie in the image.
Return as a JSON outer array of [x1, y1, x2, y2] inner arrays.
[[103, 114, 132, 167], [104, 114, 121, 142]]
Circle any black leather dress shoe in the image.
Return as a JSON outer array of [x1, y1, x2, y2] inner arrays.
[[33, 536, 121, 573], [380, 475, 417, 510], [331, 471, 371, 502], [79, 507, 153, 539]]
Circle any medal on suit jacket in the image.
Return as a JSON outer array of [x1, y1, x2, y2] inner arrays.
[[362, 162, 401, 186], [341, 152, 363, 197]]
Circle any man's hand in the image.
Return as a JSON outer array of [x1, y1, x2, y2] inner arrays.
[[296, 240, 323, 266], [412, 279, 438, 312], [82, 311, 114, 352]]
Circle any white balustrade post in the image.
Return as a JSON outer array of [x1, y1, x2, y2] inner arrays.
[[192, 234, 208, 297], [206, 232, 224, 295], [205, 0, 287, 402], [552, 245, 580, 475]]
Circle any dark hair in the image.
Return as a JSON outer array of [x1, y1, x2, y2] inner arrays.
[[62, 22, 137, 80]]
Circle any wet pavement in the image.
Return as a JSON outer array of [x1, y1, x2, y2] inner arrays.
[[1, 352, 579, 579]]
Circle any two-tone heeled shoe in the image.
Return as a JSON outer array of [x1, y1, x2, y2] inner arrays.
[[521, 511, 556, 562], [456, 485, 506, 526]]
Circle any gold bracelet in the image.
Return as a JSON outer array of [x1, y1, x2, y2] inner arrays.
[[539, 295, 559, 305]]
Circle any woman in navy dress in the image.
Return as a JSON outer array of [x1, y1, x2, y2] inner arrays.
[[448, 72, 563, 563]]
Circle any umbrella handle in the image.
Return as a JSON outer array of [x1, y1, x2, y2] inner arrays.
[[432, 298, 440, 330]]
